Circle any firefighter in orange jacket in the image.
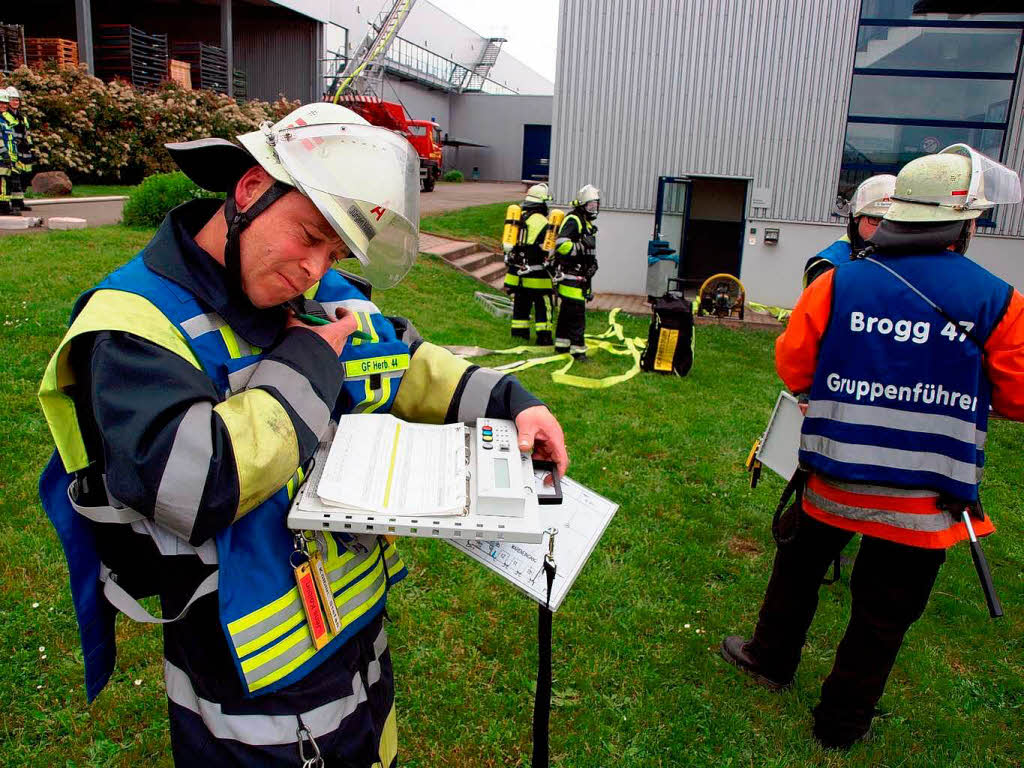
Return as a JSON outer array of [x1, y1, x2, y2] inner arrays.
[[721, 146, 1024, 749]]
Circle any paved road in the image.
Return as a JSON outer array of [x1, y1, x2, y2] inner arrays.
[[419, 181, 523, 217]]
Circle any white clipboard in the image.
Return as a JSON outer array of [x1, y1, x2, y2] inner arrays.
[[753, 391, 804, 480]]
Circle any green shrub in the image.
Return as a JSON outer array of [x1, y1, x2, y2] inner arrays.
[[442, 169, 464, 183], [122, 171, 223, 227]]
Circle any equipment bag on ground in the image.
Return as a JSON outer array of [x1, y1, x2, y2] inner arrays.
[[640, 279, 694, 376]]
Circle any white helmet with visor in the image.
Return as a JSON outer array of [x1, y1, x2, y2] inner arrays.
[[237, 103, 420, 289], [850, 174, 896, 218], [576, 184, 600, 218]]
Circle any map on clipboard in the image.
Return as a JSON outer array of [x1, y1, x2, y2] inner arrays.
[[446, 476, 618, 612]]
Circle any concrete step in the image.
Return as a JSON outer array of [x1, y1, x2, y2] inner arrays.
[[451, 248, 503, 273], [471, 261, 507, 286], [426, 239, 479, 260]]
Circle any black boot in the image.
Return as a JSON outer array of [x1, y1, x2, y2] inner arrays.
[[719, 636, 792, 690], [0, 201, 14, 216], [13, 200, 31, 211], [535, 331, 553, 346], [571, 351, 587, 362]]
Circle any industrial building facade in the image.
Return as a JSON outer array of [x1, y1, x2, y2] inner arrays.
[[549, 0, 1024, 307], [6, 0, 553, 183]]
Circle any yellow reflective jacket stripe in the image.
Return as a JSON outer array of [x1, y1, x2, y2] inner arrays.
[[392, 342, 471, 424], [38, 289, 201, 472], [558, 284, 585, 301]]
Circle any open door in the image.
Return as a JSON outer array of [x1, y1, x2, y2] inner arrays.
[[647, 176, 691, 298]]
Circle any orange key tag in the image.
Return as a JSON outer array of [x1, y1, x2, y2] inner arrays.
[[310, 551, 343, 635], [294, 558, 330, 650]]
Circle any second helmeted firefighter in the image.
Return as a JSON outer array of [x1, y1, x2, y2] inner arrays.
[[553, 184, 600, 360], [504, 183, 556, 345]]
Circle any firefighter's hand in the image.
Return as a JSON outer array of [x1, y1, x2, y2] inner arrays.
[[286, 308, 359, 356], [516, 405, 569, 481]]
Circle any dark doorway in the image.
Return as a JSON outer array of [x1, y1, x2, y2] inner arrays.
[[521, 124, 551, 181], [678, 177, 748, 288]]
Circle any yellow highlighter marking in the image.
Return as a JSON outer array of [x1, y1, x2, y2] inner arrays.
[[382, 423, 401, 508]]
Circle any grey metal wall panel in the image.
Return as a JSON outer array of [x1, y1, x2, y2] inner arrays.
[[551, 0, 863, 224], [235, 16, 318, 102], [450, 95, 554, 180]]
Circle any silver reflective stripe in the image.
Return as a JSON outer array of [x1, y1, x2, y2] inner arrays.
[[804, 487, 957, 533], [235, 337, 259, 358], [181, 313, 225, 338], [326, 548, 378, 585], [130, 519, 219, 564], [320, 299, 381, 318], [227, 361, 260, 394], [100, 562, 218, 623], [248, 359, 330, 437], [165, 625, 388, 746], [345, 370, 405, 383], [807, 400, 983, 446], [457, 367, 505, 423], [231, 599, 303, 650], [570, 344, 587, 354], [384, 550, 402, 575], [67, 484, 146, 523], [824, 478, 939, 499], [154, 401, 212, 540], [800, 434, 981, 485], [242, 567, 386, 689]]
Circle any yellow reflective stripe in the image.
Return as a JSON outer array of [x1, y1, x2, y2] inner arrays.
[[521, 277, 552, 290], [227, 582, 301, 636], [352, 312, 366, 346], [504, 273, 520, 286], [366, 313, 380, 344], [351, 312, 380, 347], [38, 289, 201, 472], [344, 354, 410, 378], [219, 325, 242, 358], [378, 705, 398, 768], [364, 373, 392, 415], [214, 389, 299, 517], [391, 342, 470, 424], [510, 319, 531, 328], [558, 284, 585, 300], [303, 281, 320, 299], [245, 559, 387, 693]]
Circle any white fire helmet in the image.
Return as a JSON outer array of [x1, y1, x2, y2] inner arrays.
[[525, 183, 551, 204], [575, 184, 600, 217], [850, 174, 896, 218]]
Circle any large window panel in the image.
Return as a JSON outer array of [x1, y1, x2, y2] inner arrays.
[[843, 122, 1004, 168], [855, 27, 1021, 72], [849, 74, 1012, 123], [861, 0, 1024, 21]]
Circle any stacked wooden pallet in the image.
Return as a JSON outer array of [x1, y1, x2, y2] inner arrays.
[[233, 68, 247, 100], [25, 38, 79, 69], [1, 23, 25, 72], [96, 24, 168, 89], [171, 42, 228, 94], [168, 59, 192, 89]]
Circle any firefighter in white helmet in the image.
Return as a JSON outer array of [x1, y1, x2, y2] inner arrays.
[[803, 174, 896, 288], [37, 102, 569, 766], [723, 145, 1024, 749], [505, 182, 555, 344], [3, 86, 33, 212], [553, 184, 600, 359]]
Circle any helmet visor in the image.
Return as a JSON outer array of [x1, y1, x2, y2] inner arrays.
[[272, 122, 420, 289], [584, 200, 600, 216], [850, 174, 896, 218], [940, 144, 1022, 209]]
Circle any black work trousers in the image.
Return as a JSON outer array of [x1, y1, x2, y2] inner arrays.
[[511, 285, 553, 344], [746, 511, 945, 743], [554, 291, 587, 355]]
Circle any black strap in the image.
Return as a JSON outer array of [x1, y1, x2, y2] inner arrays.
[[859, 254, 987, 354], [771, 469, 807, 547], [223, 180, 292, 294], [532, 558, 556, 768]]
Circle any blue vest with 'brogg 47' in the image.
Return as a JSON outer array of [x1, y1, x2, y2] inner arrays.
[[800, 251, 1012, 502]]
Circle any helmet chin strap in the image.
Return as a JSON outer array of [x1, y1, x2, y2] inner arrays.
[[223, 181, 293, 297]]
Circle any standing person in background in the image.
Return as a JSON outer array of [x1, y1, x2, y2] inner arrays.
[[802, 175, 896, 288], [553, 184, 600, 360], [4, 87, 34, 212], [721, 145, 1024, 749], [505, 183, 556, 345], [0, 89, 14, 216]]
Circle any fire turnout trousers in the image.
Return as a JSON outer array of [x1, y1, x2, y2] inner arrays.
[[166, 615, 398, 767], [744, 510, 945, 744], [511, 285, 554, 344], [555, 283, 587, 356], [7, 170, 22, 202]]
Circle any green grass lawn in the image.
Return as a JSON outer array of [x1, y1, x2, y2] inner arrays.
[[421, 201, 512, 251], [1, 226, 1022, 767], [25, 184, 136, 200]]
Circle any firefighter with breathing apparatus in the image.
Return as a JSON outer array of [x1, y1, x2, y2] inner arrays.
[[553, 184, 600, 360], [502, 183, 561, 345], [3, 86, 33, 212]]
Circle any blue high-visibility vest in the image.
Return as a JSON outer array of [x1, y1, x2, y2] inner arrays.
[[800, 250, 1011, 502], [39, 254, 409, 700]]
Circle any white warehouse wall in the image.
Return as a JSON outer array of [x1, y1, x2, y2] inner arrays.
[[449, 94, 553, 181]]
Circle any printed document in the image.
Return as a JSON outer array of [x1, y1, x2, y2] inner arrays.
[[316, 414, 467, 516]]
